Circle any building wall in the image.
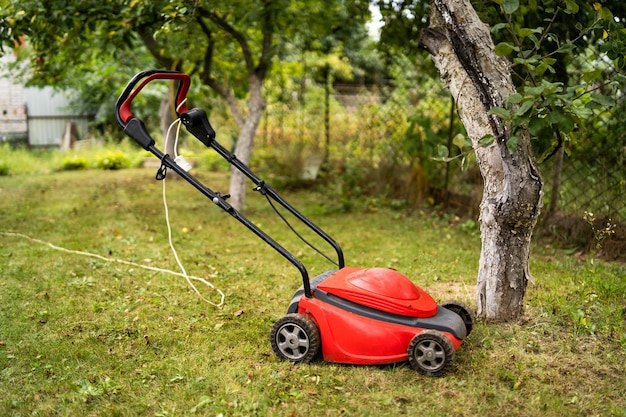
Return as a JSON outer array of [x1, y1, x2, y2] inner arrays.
[[1, 54, 91, 146], [24, 87, 90, 147], [0, 68, 28, 142]]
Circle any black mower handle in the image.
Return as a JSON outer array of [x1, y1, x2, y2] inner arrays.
[[116, 70, 345, 299], [115, 70, 191, 149]]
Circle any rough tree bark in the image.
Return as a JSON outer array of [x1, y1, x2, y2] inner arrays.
[[419, 0, 543, 321]]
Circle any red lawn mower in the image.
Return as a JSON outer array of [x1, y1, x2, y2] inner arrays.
[[116, 70, 473, 376]]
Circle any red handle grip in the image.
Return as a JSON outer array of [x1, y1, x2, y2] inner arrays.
[[115, 70, 191, 127]]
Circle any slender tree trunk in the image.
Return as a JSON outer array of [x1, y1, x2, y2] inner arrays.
[[160, 94, 175, 157], [228, 75, 266, 211], [420, 0, 543, 321]]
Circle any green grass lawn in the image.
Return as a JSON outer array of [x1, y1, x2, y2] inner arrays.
[[1, 168, 625, 417]]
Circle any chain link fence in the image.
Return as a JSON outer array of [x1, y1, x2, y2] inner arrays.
[[257, 70, 625, 258]]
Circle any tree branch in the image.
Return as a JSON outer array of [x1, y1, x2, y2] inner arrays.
[[197, 7, 255, 76], [256, 0, 274, 80], [136, 27, 175, 69], [194, 15, 244, 129]]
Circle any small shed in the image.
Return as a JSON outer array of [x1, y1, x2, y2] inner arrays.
[[24, 86, 90, 147], [1, 55, 92, 147]]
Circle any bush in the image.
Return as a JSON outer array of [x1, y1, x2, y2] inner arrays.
[[197, 149, 229, 172], [0, 161, 10, 176], [59, 155, 89, 171], [96, 151, 131, 170]]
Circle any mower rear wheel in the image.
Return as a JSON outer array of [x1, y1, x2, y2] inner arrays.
[[408, 330, 455, 376], [270, 314, 320, 363], [441, 300, 474, 336]]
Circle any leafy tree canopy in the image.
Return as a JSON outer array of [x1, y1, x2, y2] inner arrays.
[[0, 0, 373, 107], [376, 0, 626, 162]]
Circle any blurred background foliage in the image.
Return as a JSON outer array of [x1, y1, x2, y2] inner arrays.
[[0, 0, 624, 259]]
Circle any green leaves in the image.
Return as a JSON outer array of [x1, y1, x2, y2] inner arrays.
[[478, 134, 495, 147], [488, 106, 511, 121], [547, 108, 575, 134], [563, 0, 579, 15], [590, 93, 616, 108], [515, 99, 534, 117], [502, 0, 520, 15], [485, 0, 622, 158], [436, 144, 450, 160], [461, 1, 622, 161], [494, 42, 518, 56]]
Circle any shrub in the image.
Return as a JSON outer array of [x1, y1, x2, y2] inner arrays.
[[197, 150, 229, 172], [59, 155, 89, 171], [0, 161, 10, 176], [96, 151, 131, 170]]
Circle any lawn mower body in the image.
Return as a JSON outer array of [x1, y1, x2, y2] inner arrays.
[[285, 267, 465, 365], [116, 70, 473, 376]]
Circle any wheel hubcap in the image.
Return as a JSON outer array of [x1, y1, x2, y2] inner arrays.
[[277, 324, 310, 360], [415, 340, 445, 371]]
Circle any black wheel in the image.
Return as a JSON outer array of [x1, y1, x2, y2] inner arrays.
[[408, 330, 455, 376], [270, 314, 320, 363], [441, 300, 474, 337]]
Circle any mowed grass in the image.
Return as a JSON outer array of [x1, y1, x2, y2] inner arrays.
[[0, 168, 625, 417]]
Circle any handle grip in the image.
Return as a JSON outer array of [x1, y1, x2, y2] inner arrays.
[[115, 70, 191, 128]]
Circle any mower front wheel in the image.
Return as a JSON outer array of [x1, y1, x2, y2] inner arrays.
[[270, 314, 320, 363], [441, 300, 474, 337], [408, 330, 455, 376]]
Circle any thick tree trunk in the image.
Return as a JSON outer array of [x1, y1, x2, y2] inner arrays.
[[228, 75, 265, 211], [420, 0, 543, 321]]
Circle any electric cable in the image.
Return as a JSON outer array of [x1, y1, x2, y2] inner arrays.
[[263, 194, 339, 268], [0, 231, 225, 308], [160, 109, 226, 307], [0, 98, 226, 308]]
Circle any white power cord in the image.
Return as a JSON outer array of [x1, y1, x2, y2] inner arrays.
[[0, 231, 225, 308], [161, 106, 225, 307], [0, 100, 226, 308]]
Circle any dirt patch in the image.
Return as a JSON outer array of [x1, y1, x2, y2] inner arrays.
[[424, 282, 476, 307]]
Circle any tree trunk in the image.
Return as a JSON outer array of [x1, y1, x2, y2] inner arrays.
[[420, 0, 543, 321], [159, 94, 175, 157], [228, 75, 266, 211]]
